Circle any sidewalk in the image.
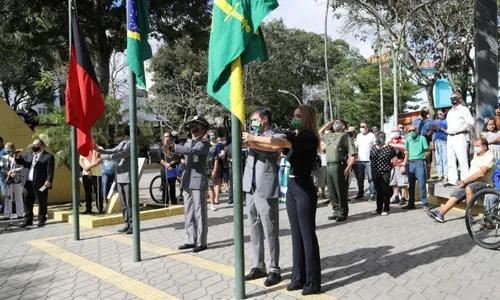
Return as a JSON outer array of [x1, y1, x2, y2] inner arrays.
[[0, 178, 499, 300]]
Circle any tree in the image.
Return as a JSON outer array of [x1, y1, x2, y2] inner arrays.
[[148, 38, 226, 132], [0, 0, 212, 102], [338, 64, 420, 127], [336, 0, 496, 115], [36, 96, 126, 167]]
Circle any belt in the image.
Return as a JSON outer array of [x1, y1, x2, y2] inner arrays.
[[327, 161, 345, 166], [408, 159, 425, 163], [448, 130, 468, 136]]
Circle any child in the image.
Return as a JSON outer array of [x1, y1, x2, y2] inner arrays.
[[485, 118, 500, 162]]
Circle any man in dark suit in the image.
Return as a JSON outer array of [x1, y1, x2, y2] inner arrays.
[[16, 139, 55, 227]]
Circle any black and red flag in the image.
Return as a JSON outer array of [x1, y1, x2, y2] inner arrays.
[[65, 7, 105, 161]]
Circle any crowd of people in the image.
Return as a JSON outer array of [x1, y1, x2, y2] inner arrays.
[[3, 90, 500, 294]]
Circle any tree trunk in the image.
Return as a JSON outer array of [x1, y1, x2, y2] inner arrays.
[[426, 84, 435, 116], [96, 47, 112, 96]]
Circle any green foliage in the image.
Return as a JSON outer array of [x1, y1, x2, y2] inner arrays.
[[338, 65, 419, 127], [36, 96, 125, 167], [0, 0, 212, 103]]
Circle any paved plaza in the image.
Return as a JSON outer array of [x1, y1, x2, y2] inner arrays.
[[0, 170, 499, 300]]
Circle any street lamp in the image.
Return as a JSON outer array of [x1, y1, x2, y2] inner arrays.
[[278, 89, 327, 105], [277, 90, 301, 105]]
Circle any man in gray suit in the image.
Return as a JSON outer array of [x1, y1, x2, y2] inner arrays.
[[97, 127, 136, 234], [171, 116, 211, 253], [243, 108, 283, 287]]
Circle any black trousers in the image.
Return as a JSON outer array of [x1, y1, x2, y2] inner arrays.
[[286, 178, 321, 293], [25, 181, 48, 222], [82, 175, 103, 212], [117, 183, 132, 226], [165, 177, 177, 204], [228, 166, 233, 202], [374, 171, 391, 213]]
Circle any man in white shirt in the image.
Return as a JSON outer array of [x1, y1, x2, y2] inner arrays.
[[446, 92, 474, 185], [354, 121, 376, 200]]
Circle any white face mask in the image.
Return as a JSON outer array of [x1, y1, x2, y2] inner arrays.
[[391, 132, 400, 139], [360, 128, 367, 134]]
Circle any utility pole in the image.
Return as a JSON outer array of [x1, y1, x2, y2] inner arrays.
[[324, 0, 334, 120], [377, 26, 384, 130], [392, 41, 399, 126]]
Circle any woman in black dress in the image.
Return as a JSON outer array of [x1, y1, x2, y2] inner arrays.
[[242, 104, 321, 295]]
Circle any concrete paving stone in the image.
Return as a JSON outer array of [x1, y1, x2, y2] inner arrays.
[[456, 286, 483, 300], [421, 286, 447, 300], [442, 295, 467, 300], [182, 287, 208, 299], [341, 292, 366, 300], [355, 285, 380, 300], [372, 277, 396, 294], [388, 285, 413, 300]]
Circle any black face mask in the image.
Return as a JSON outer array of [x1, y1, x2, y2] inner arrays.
[[451, 97, 460, 105], [420, 111, 427, 118], [32, 146, 41, 152]]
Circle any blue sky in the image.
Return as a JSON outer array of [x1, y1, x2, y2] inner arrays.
[[266, 0, 375, 58]]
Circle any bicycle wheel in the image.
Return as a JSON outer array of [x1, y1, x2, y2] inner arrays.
[[465, 188, 500, 249], [149, 175, 165, 203]]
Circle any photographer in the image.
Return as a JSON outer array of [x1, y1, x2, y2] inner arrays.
[[0, 143, 24, 220]]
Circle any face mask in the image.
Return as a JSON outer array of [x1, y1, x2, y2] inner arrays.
[[360, 128, 367, 134], [222, 141, 227, 145], [399, 129, 404, 135], [333, 124, 342, 132], [451, 97, 460, 105], [23, 104, 30, 110], [391, 132, 400, 139], [251, 121, 262, 133], [474, 146, 483, 154], [375, 139, 383, 145], [209, 135, 216, 142], [32, 146, 41, 153], [420, 111, 427, 118], [438, 115, 445, 120], [409, 131, 418, 139], [291, 119, 302, 130], [5, 149, 13, 155]]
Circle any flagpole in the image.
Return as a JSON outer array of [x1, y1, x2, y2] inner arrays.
[[128, 69, 141, 262], [69, 0, 80, 241], [231, 115, 245, 299]]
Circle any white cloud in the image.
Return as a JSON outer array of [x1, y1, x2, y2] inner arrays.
[[266, 0, 374, 58]]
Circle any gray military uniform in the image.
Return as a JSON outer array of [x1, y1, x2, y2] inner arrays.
[[243, 129, 281, 274], [100, 140, 132, 226], [175, 137, 211, 247]]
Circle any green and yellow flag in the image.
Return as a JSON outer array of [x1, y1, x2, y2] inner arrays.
[[126, 0, 153, 89], [207, 0, 279, 123]]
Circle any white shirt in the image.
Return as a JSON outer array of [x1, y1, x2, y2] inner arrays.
[[446, 104, 474, 134], [319, 152, 327, 166], [356, 132, 375, 161], [28, 151, 42, 181], [470, 150, 495, 184]]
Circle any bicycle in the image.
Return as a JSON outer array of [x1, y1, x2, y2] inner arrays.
[[465, 188, 500, 249], [149, 174, 165, 204]]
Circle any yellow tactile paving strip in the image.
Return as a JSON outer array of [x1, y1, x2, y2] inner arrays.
[[27, 239, 179, 300], [28, 229, 337, 300], [102, 232, 337, 300]]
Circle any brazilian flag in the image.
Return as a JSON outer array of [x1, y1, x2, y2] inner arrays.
[[207, 0, 279, 123], [126, 0, 152, 89]]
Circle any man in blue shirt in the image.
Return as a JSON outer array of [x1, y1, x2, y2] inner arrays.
[[428, 109, 448, 182], [413, 107, 434, 179]]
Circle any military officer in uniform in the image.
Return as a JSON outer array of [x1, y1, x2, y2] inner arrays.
[[319, 119, 357, 221], [172, 116, 211, 253]]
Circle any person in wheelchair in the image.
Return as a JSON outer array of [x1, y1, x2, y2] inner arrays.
[[482, 158, 500, 230], [428, 138, 495, 223]]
